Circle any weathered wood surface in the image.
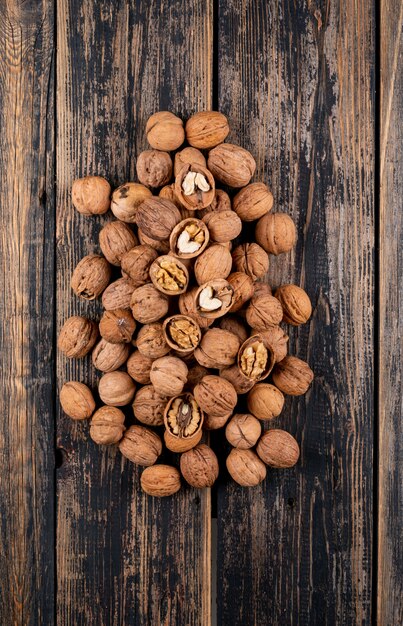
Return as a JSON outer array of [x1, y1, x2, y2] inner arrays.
[[379, 1, 403, 624], [216, 1, 375, 625]]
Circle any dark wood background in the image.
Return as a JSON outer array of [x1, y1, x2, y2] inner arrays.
[[0, 0, 401, 625]]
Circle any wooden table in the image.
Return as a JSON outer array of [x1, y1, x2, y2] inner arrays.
[[0, 1, 401, 624]]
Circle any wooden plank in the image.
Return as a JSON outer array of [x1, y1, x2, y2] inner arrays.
[[56, 1, 212, 624], [216, 1, 375, 624], [378, 1, 403, 623], [0, 1, 55, 624]]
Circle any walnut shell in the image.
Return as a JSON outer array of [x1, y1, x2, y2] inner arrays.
[[150, 356, 188, 397], [99, 309, 136, 344], [180, 444, 219, 488], [232, 243, 269, 281], [208, 143, 256, 187], [202, 210, 242, 243], [71, 254, 111, 300], [272, 356, 314, 395], [193, 375, 237, 417], [238, 335, 275, 382], [149, 255, 189, 295], [253, 282, 272, 298], [164, 428, 203, 453], [217, 315, 249, 344], [259, 325, 289, 363], [119, 425, 162, 466], [247, 383, 285, 420], [111, 182, 152, 222], [163, 315, 201, 353], [220, 364, 255, 394], [121, 245, 158, 287], [138, 228, 171, 254], [256, 429, 300, 468], [255, 212, 296, 255], [92, 339, 130, 373], [126, 351, 153, 385], [130, 284, 169, 323], [175, 164, 215, 210], [246, 294, 284, 331], [194, 279, 234, 319], [174, 146, 206, 177], [136, 150, 173, 188], [146, 111, 185, 151], [60, 381, 95, 420], [136, 322, 170, 359], [99, 221, 138, 266], [225, 414, 261, 449], [185, 111, 229, 149], [98, 371, 136, 407], [233, 182, 273, 221], [90, 406, 126, 445], [140, 464, 181, 497], [203, 412, 232, 430], [72, 176, 111, 215], [101, 277, 136, 311], [186, 364, 210, 389], [159, 183, 183, 209], [136, 198, 181, 241], [194, 244, 233, 285], [275, 285, 312, 326], [198, 189, 231, 219], [58, 316, 98, 358], [226, 449, 266, 487], [194, 328, 240, 368], [227, 272, 254, 313], [164, 392, 204, 452], [170, 217, 210, 259], [178, 288, 214, 329], [132, 385, 167, 426]]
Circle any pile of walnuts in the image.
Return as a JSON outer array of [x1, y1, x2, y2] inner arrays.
[[58, 110, 313, 497]]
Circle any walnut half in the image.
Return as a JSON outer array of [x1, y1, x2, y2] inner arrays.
[[163, 315, 201, 352], [149, 255, 189, 295], [195, 279, 234, 319], [170, 217, 210, 259], [163, 393, 204, 452], [238, 335, 275, 382]]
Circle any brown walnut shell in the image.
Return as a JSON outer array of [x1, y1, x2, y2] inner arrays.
[[159, 183, 183, 209], [256, 429, 300, 468], [121, 245, 159, 287], [202, 210, 242, 243], [174, 146, 206, 176], [127, 351, 153, 385], [193, 375, 237, 417], [111, 182, 152, 223], [238, 335, 275, 382], [226, 449, 267, 487], [217, 315, 249, 344], [194, 328, 240, 369], [175, 163, 215, 211], [102, 278, 136, 311], [149, 255, 189, 295], [198, 189, 232, 219], [194, 279, 234, 320], [150, 356, 188, 397], [227, 272, 255, 313], [203, 412, 232, 430], [162, 315, 201, 353], [164, 392, 204, 452], [170, 217, 210, 259], [194, 244, 233, 285], [272, 356, 314, 396], [72, 176, 111, 215], [207, 143, 256, 187], [141, 465, 181, 497], [186, 364, 210, 389], [138, 228, 171, 254], [136, 322, 170, 359], [99, 221, 138, 266], [99, 309, 136, 344], [180, 444, 219, 488], [225, 414, 261, 449], [253, 282, 272, 298], [132, 385, 167, 426], [98, 371, 136, 407], [136, 197, 181, 241], [246, 294, 284, 331], [255, 212, 297, 255], [185, 111, 229, 149], [119, 425, 162, 466], [71, 254, 111, 300], [247, 383, 285, 420], [136, 150, 173, 188], [58, 316, 98, 358], [90, 406, 126, 445], [130, 283, 169, 324], [92, 339, 130, 373], [233, 182, 273, 221], [60, 381, 95, 420], [146, 111, 185, 151], [274, 284, 312, 326], [178, 288, 214, 329], [259, 325, 289, 363], [232, 243, 269, 281], [220, 364, 255, 395]]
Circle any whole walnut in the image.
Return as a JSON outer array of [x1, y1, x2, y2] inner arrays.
[[202, 210, 242, 243], [90, 406, 126, 445], [272, 356, 314, 396], [193, 375, 237, 417], [121, 245, 158, 287], [60, 381, 95, 420], [138, 228, 170, 254], [255, 212, 296, 255], [99, 221, 138, 266], [130, 284, 169, 323], [101, 277, 136, 311], [246, 294, 284, 331], [257, 429, 300, 468], [132, 385, 167, 426], [71, 254, 111, 300], [178, 288, 214, 329], [186, 364, 209, 389], [136, 150, 173, 188], [247, 383, 285, 420], [194, 244, 232, 285], [111, 182, 152, 223], [180, 444, 219, 488], [227, 272, 254, 313], [194, 328, 240, 369], [58, 316, 98, 358], [208, 143, 256, 187], [233, 182, 273, 221], [226, 448, 266, 487], [146, 111, 185, 151], [198, 189, 231, 219], [92, 339, 130, 373], [185, 111, 229, 149], [203, 412, 232, 430], [140, 465, 181, 497], [126, 350, 153, 385], [253, 282, 272, 298], [159, 183, 183, 209], [119, 425, 162, 466], [99, 309, 136, 344], [136, 198, 181, 241], [260, 325, 289, 363], [275, 285, 312, 326], [225, 414, 261, 449], [150, 356, 188, 397], [98, 371, 136, 406], [174, 146, 206, 177], [217, 315, 249, 344], [232, 243, 269, 281], [220, 365, 255, 394], [136, 322, 170, 359], [72, 175, 111, 215]]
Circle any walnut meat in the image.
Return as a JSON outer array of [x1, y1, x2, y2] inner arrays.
[[170, 218, 210, 259], [163, 315, 201, 352], [180, 444, 219, 488], [146, 111, 185, 151], [132, 385, 167, 426], [126, 351, 153, 385], [195, 279, 234, 319], [202, 210, 242, 243], [208, 143, 256, 187], [140, 465, 181, 497], [101, 277, 136, 311], [193, 375, 237, 417], [111, 182, 152, 223], [233, 182, 273, 221], [164, 393, 204, 452], [185, 111, 229, 148], [174, 146, 206, 176], [246, 294, 284, 331], [98, 371, 136, 407], [58, 316, 98, 358], [130, 284, 169, 323], [149, 255, 189, 295], [136, 150, 173, 188], [72, 175, 111, 215], [259, 325, 289, 363], [227, 272, 254, 313], [238, 335, 275, 382], [121, 245, 158, 287], [255, 212, 297, 255], [257, 429, 300, 468], [247, 383, 285, 420], [275, 284, 312, 326], [60, 381, 95, 420], [99, 221, 138, 266], [150, 356, 188, 397], [194, 328, 240, 369], [225, 414, 261, 449], [232, 243, 269, 281], [175, 164, 215, 210], [178, 288, 214, 329], [119, 425, 162, 466], [136, 198, 181, 241], [226, 449, 266, 487], [272, 356, 314, 396], [136, 322, 170, 359], [71, 254, 111, 300], [92, 339, 130, 373], [99, 309, 136, 344], [90, 406, 126, 445], [194, 244, 232, 285]]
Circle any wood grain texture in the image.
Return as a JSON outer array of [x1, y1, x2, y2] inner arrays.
[[216, 1, 375, 624], [0, 1, 55, 624], [56, 1, 212, 624], [378, 1, 403, 624]]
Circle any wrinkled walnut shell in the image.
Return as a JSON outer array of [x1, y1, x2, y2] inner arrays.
[[217, 315, 249, 344], [193, 375, 237, 417], [98, 371, 136, 407], [203, 412, 232, 430], [202, 210, 242, 243], [194, 244, 233, 285], [136, 150, 173, 188], [198, 189, 231, 219], [99, 309, 136, 344], [246, 294, 284, 331], [274, 284, 312, 326], [121, 244, 159, 288], [259, 325, 289, 363], [227, 272, 255, 313], [136, 197, 181, 241], [71, 254, 111, 300], [272, 356, 314, 396], [255, 212, 297, 255], [149, 255, 189, 295], [150, 356, 188, 397], [119, 425, 162, 466], [225, 414, 261, 449], [207, 143, 256, 187], [132, 384, 167, 426], [99, 221, 138, 266], [130, 283, 169, 324], [146, 111, 185, 151], [256, 429, 300, 468], [238, 335, 275, 382], [175, 163, 215, 211], [141, 464, 181, 497], [169, 218, 210, 259], [180, 444, 219, 488], [194, 279, 234, 319], [194, 328, 240, 369], [138, 228, 171, 254], [102, 278, 136, 311], [232, 243, 269, 281], [220, 364, 255, 395], [126, 351, 153, 385], [178, 288, 214, 329], [226, 449, 267, 487], [111, 182, 152, 223], [233, 182, 273, 221], [247, 383, 285, 420], [60, 381, 95, 420], [92, 339, 130, 373], [162, 315, 201, 353], [174, 146, 206, 176], [90, 406, 126, 445], [58, 316, 98, 358], [72, 176, 111, 215], [135, 322, 170, 359], [185, 111, 229, 149]]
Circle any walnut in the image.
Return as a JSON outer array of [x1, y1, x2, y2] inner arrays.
[[138, 228, 170, 254], [178, 288, 214, 329], [259, 325, 289, 363], [233, 182, 273, 221], [111, 182, 152, 223], [220, 364, 255, 394], [126, 351, 153, 385], [253, 282, 272, 298], [150, 356, 188, 397], [132, 385, 167, 426], [101, 277, 136, 311], [217, 315, 249, 344], [99, 309, 136, 344], [208, 143, 256, 187], [186, 364, 209, 389], [58, 316, 98, 358], [136, 322, 170, 359], [195, 279, 234, 319], [225, 414, 261, 449], [121, 245, 158, 288], [174, 146, 206, 176], [98, 371, 136, 406], [194, 244, 232, 285], [72, 176, 111, 215], [90, 406, 126, 445], [180, 444, 219, 488], [246, 294, 284, 331], [193, 375, 237, 417], [136, 198, 181, 241], [164, 392, 204, 452], [226, 449, 266, 487], [256, 429, 300, 468], [202, 210, 242, 243], [255, 212, 296, 255], [60, 381, 95, 420], [272, 356, 313, 396], [175, 164, 215, 210], [136, 150, 173, 188], [163, 315, 201, 352], [146, 111, 185, 151], [247, 383, 284, 420], [159, 183, 183, 209], [170, 218, 210, 259], [238, 335, 275, 382], [227, 272, 254, 313], [99, 221, 138, 266], [274, 284, 312, 326], [232, 243, 269, 281], [140, 465, 181, 497], [119, 425, 162, 466], [203, 412, 232, 430], [71, 254, 111, 300], [130, 284, 169, 323], [92, 339, 130, 373], [198, 189, 231, 218], [194, 328, 240, 368], [185, 111, 229, 148], [149, 255, 189, 295]]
